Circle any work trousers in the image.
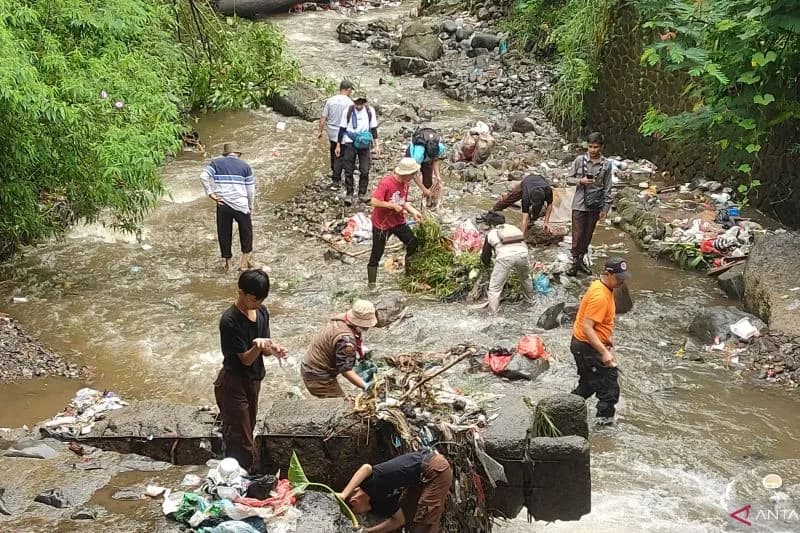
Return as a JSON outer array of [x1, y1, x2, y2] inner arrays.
[[342, 144, 372, 195], [570, 337, 620, 418], [571, 209, 600, 259], [216, 203, 253, 259], [399, 452, 453, 533], [368, 224, 418, 269], [487, 252, 534, 313], [329, 140, 345, 183], [492, 183, 544, 221], [214, 368, 261, 471]]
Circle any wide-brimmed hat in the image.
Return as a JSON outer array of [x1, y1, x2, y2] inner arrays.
[[394, 157, 421, 176], [222, 142, 241, 156], [345, 299, 378, 328]]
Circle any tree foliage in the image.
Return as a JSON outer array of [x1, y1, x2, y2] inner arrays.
[[0, 0, 300, 258], [638, 0, 800, 186]]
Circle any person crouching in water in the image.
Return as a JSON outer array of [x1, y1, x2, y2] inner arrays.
[[339, 449, 453, 533], [480, 213, 534, 315], [301, 300, 377, 397]]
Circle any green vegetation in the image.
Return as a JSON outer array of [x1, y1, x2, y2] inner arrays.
[[288, 451, 359, 526], [638, 0, 800, 198], [0, 0, 300, 258]]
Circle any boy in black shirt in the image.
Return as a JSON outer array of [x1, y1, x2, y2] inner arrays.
[[490, 173, 554, 236], [214, 269, 286, 471], [338, 449, 453, 533]]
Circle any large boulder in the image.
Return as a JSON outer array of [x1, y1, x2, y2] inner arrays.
[[689, 306, 767, 344], [390, 56, 433, 76], [373, 294, 407, 327], [336, 21, 369, 43], [471, 32, 501, 51], [718, 263, 745, 301], [536, 302, 578, 330], [215, 0, 295, 18], [396, 21, 443, 62], [744, 231, 800, 336], [456, 24, 474, 42], [271, 82, 326, 122], [510, 114, 536, 133], [535, 394, 589, 439]]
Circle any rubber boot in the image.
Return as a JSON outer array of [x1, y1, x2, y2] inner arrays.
[[367, 266, 378, 289], [578, 254, 592, 275], [566, 257, 579, 277]]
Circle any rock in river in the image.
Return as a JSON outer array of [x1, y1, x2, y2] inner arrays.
[[744, 231, 800, 336], [271, 82, 326, 122], [689, 306, 767, 344], [396, 21, 443, 62]]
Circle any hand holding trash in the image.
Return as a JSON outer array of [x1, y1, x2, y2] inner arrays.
[[601, 348, 617, 367], [253, 338, 287, 359]]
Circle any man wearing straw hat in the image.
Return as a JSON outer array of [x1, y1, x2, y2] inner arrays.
[[368, 157, 426, 287], [302, 300, 378, 398], [200, 142, 256, 273]]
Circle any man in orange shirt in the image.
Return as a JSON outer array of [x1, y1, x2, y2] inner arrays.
[[570, 257, 630, 425]]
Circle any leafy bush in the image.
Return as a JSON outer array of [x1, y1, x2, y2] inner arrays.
[[0, 0, 300, 258], [638, 0, 800, 193]]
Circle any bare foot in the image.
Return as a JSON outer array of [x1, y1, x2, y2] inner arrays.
[[224, 259, 231, 273]]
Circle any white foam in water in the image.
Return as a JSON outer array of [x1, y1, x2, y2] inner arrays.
[[67, 221, 143, 244], [165, 182, 206, 204]]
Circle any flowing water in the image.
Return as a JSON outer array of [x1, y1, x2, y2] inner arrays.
[[1, 5, 799, 532]]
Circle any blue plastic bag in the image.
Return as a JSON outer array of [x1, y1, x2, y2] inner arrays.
[[533, 273, 551, 295]]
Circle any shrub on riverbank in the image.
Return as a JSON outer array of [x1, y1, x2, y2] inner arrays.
[[0, 0, 300, 259]]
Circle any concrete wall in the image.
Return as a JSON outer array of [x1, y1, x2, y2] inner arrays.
[[584, 1, 800, 227]]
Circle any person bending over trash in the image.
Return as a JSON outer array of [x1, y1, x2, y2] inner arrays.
[[367, 157, 426, 287], [339, 449, 453, 533], [570, 257, 629, 426], [480, 213, 534, 314], [406, 127, 445, 208], [301, 299, 378, 398], [214, 269, 286, 471], [489, 173, 554, 236]]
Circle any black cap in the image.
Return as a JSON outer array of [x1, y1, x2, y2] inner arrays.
[[353, 96, 367, 104], [604, 257, 630, 280], [340, 80, 353, 90]]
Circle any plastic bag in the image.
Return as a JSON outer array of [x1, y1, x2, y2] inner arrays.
[[532, 273, 551, 295], [516, 334, 547, 360], [452, 220, 482, 253], [245, 474, 278, 500], [342, 212, 372, 242], [483, 348, 512, 374]]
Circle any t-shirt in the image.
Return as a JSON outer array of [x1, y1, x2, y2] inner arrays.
[[219, 304, 270, 380], [572, 280, 615, 345], [321, 94, 353, 142], [371, 174, 409, 230], [407, 142, 447, 164], [338, 105, 378, 145], [361, 450, 427, 517], [521, 174, 553, 216]]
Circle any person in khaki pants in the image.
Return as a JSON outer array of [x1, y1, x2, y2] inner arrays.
[[480, 213, 534, 314]]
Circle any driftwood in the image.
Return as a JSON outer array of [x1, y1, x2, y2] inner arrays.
[[707, 256, 747, 276], [400, 347, 476, 401]]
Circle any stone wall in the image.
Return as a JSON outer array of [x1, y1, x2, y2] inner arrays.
[[585, 1, 800, 227]]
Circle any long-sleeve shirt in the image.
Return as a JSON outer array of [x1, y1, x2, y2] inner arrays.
[[566, 154, 612, 212], [200, 155, 255, 214]]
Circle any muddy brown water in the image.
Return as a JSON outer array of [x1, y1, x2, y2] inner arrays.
[[2, 5, 800, 532]]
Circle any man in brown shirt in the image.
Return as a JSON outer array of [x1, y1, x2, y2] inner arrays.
[[301, 300, 378, 397], [565, 132, 613, 276]]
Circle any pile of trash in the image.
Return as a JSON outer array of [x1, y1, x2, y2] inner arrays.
[[353, 342, 540, 532], [40, 388, 127, 438]]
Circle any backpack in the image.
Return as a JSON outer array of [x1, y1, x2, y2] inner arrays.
[[346, 106, 374, 150], [411, 127, 442, 160]]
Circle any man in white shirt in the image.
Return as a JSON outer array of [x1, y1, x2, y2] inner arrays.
[[318, 80, 354, 190], [336, 94, 380, 205]]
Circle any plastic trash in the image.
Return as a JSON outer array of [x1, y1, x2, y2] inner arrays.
[[200, 519, 261, 533], [4, 440, 60, 459], [342, 212, 372, 242], [516, 334, 548, 360], [354, 359, 378, 384], [145, 485, 166, 498], [244, 474, 278, 500], [34, 488, 70, 508], [730, 317, 760, 340], [276, 122, 286, 131], [452, 219, 482, 253], [532, 273, 551, 294], [181, 474, 202, 487]]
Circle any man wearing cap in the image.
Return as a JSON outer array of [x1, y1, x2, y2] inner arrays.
[[480, 213, 534, 314], [368, 158, 426, 287], [200, 142, 256, 272], [302, 300, 377, 397], [490, 173, 554, 236], [336, 94, 380, 205], [318, 80, 354, 190], [570, 257, 629, 425]]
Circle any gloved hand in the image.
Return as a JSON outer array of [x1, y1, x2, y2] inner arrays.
[[363, 381, 374, 393]]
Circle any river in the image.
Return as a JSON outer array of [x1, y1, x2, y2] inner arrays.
[[1, 4, 799, 532]]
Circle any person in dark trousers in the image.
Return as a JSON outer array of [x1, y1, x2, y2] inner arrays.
[[367, 158, 425, 287], [214, 269, 286, 471], [338, 449, 453, 533], [570, 257, 629, 426], [336, 94, 380, 205], [565, 132, 613, 276], [318, 80, 354, 189], [200, 142, 256, 273], [490, 173, 554, 236], [406, 128, 445, 208]]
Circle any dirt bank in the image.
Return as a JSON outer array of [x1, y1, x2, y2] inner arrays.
[[0, 313, 83, 382]]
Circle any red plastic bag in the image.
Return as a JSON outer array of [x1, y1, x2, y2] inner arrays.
[[516, 334, 548, 360], [699, 240, 721, 255], [235, 478, 295, 511], [452, 220, 482, 253], [483, 352, 512, 374]]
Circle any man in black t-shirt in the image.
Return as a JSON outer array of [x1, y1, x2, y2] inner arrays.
[[214, 269, 286, 471], [490, 173, 554, 236], [338, 449, 453, 533]]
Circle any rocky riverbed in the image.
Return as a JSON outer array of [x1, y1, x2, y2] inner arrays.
[[0, 313, 82, 382]]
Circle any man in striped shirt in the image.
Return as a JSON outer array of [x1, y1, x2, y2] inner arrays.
[[200, 142, 255, 272]]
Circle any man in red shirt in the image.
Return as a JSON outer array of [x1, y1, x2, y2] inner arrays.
[[368, 157, 425, 286]]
